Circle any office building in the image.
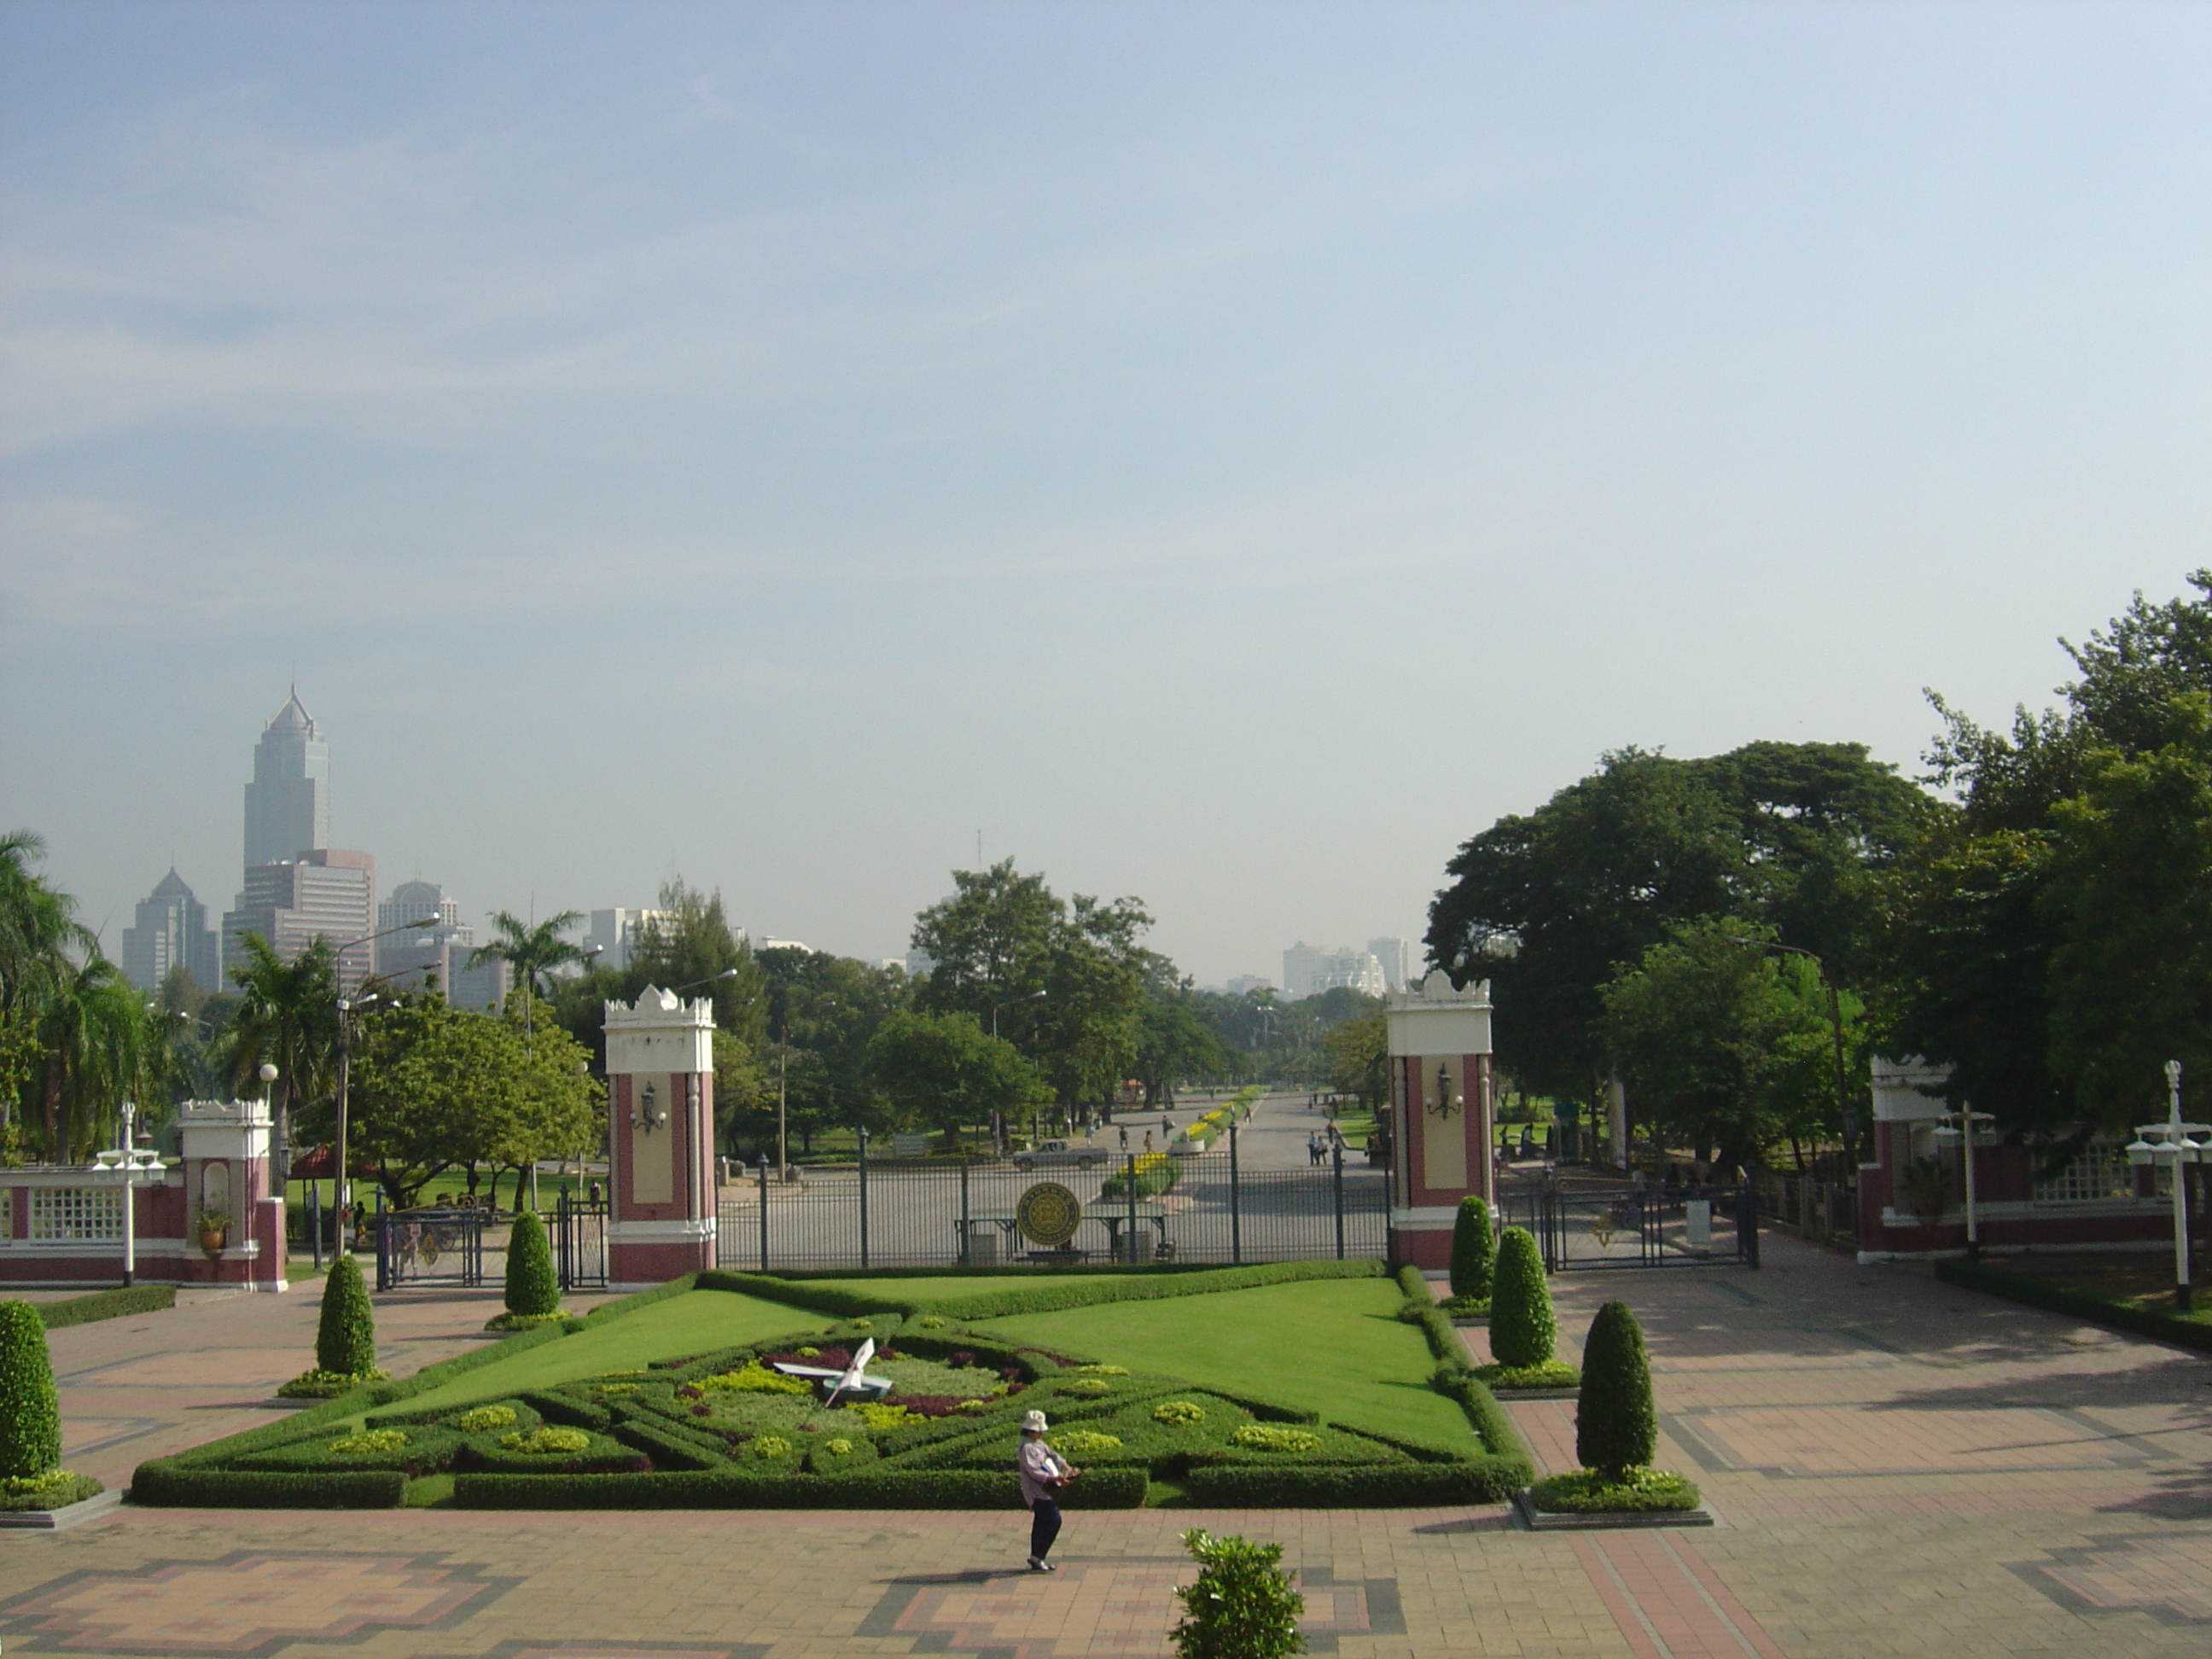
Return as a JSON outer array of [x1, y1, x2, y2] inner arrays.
[[224, 850, 377, 990], [120, 870, 221, 993], [1367, 936, 1414, 992], [243, 690, 330, 872], [1225, 975, 1275, 998], [587, 908, 670, 972], [1281, 942, 1386, 1000], [377, 879, 510, 1010]]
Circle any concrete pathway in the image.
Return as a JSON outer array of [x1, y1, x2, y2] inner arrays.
[[1, 1235, 2207, 1656]]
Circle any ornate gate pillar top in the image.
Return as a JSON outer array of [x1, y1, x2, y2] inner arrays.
[[600, 987, 717, 1289]]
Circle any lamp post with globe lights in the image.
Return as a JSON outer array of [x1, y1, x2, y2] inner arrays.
[[2127, 1061, 2211, 1311], [92, 1101, 166, 1287]]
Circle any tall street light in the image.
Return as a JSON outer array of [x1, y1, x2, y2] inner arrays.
[[2128, 1061, 2210, 1311], [93, 1102, 164, 1288], [1725, 937, 1859, 1172]]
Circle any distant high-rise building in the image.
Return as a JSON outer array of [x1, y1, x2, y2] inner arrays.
[[1280, 942, 1385, 1000], [1225, 975, 1275, 998], [1366, 937, 1413, 992], [376, 879, 510, 1010], [243, 690, 330, 872], [224, 850, 377, 990], [120, 870, 220, 993], [587, 908, 671, 973]]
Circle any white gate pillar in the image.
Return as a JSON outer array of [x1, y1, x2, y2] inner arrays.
[[1383, 970, 1495, 1271]]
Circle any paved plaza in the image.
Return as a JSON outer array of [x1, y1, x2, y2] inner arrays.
[[3, 1233, 2209, 1657]]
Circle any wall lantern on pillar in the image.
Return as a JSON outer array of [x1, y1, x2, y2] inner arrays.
[[1429, 1062, 1458, 1121], [637, 1080, 667, 1132]]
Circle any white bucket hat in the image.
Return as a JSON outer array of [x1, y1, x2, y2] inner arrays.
[[1022, 1409, 1048, 1434]]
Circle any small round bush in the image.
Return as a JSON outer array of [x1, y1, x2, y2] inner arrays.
[[1450, 1196, 1496, 1302], [455, 1405, 518, 1433], [504, 1210, 560, 1318], [1075, 1364, 1129, 1376], [0, 1301, 61, 1479], [1056, 1430, 1123, 1457], [1063, 1377, 1112, 1396], [1488, 1226, 1556, 1369], [748, 1435, 794, 1460], [315, 1255, 377, 1378], [1153, 1399, 1208, 1427], [1576, 1300, 1656, 1480], [1172, 1528, 1305, 1659]]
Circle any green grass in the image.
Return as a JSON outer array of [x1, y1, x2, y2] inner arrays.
[[978, 1278, 1473, 1447], [392, 1292, 828, 1418]]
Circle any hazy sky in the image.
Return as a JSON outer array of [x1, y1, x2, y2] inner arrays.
[[3, 2, 2206, 987]]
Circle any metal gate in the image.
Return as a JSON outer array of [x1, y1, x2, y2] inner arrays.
[[553, 1187, 608, 1290], [373, 1206, 486, 1290], [1510, 1181, 1758, 1272]]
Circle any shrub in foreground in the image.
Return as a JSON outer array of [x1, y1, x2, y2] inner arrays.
[[1528, 1469, 1700, 1513], [1171, 1528, 1306, 1659], [0, 1300, 62, 1478], [317, 1255, 379, 1377], [504, 1211, 561, 1318], [1575, 1300, 1654, 1479]]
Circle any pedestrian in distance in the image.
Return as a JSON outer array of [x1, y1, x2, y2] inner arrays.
[[1018, 1409, 1080, 1571], [1118, 1125, 1129, 1152], [1144, 1131, 1154, 1154]]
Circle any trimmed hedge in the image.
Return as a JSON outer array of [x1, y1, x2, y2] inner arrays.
[[504, 1211, 560, 1318], [1184, 1462, 1520, 1506], [1933, 1259, 2212, 1353], [1450, 1196, 1496, 1302], [701, 1260, 1381, 1324], [34, 1284, 176, 1329], [453, 1465, 1150, 1509], [316, 1256, 377, 1377], [130, 1465, 408, 1508], [234, 1426, 463, 1477], [1488, 1226, 1556, 1369], [0, 1300, 62, 1479], [1575, 1301, 1655, 1479]]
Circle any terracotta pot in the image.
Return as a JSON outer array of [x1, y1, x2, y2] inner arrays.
[[198, 1229, 227, 1253]]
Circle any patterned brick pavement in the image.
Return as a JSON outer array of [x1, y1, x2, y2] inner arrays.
[[0, 1233, 2206, 1657]]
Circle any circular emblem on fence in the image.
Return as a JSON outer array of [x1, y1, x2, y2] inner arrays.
[[1016, 1182, 1082, 1248]]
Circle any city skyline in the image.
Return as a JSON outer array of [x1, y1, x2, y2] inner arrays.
[[4, 5, 2204, 987]]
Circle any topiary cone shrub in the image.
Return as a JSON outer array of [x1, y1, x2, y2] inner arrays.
[[1488, 1226, 1555, 1369], [0, 1300, 61, 1480], [1575, 1300, 1655, 1480], [504, 1211, 560, 1318], [1171, 1527, 1306, 1659], [317, 1254, 379, 1377], [1448, 1196, 1496, 1303]]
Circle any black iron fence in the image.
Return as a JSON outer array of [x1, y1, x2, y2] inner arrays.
[[554, 1187, 609, 1290], [373, 1205, 488, 1290], [716, 1134, 1388, 1272], [1502, 1179, 1758, 1272]]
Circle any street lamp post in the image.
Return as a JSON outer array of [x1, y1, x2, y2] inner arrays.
[[1930, 1107, 1996, 1263], [93, 1102, 165, 1287], [2127, 1061, 2210, 1311]]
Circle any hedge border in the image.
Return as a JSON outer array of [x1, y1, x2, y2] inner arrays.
[[452, 1465, 1149, 1510], [702, 1259, 1381, 1323], [1933, 1259, 2212, 1353], [32, 1286, 177, 1330], [128, 1466, 406, 1508]]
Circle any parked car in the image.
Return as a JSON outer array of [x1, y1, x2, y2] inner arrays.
[[1011, 1139, 1107, 1172]]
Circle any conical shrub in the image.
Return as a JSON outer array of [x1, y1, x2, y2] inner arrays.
[[1575, 1299, 1655, 1479], [0, 1300, 61, 1479], [504, 1210, 560, 1317], [1448, 1196, 1496, 1301], [316, 1254, 378, 1377], [1488, 1226, 1555, 1368]]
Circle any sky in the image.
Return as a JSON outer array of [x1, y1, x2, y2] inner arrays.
[[3, 1, 2208, 988]]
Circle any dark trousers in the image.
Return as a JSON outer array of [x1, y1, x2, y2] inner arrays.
[[1029, 1497, 1062, 1560]]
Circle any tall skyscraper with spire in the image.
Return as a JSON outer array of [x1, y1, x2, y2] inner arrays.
[[242, 687, 329, 871], [224, 690, 375, 988]]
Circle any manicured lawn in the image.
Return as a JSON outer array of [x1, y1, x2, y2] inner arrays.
[[978, 1278, 1473, 1447], [392, 1290, 828, 1417]]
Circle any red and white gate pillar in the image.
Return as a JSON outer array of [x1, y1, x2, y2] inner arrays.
[[602, 987, 718, 1289], [1383, 970, 1495, 1271]]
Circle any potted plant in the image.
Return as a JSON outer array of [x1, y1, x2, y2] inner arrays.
[[195, 1205, 230, 1254]]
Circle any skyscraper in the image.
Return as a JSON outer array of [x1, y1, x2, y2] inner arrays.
[[224, 690, 377, 989], [378, 879, 510, 1011], [1367, 936, 1413, 992], [120, 869, 220, 993], [243, 690, 329, 871]]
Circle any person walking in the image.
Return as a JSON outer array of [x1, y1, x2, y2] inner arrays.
[[1118, 1124, 1129, 1153], [1017, 1409, 1080, 1571]]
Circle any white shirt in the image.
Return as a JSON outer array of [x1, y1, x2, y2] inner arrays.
[[1018, 1436, 1070, 1506]]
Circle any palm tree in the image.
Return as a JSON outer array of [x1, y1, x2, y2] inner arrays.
[[468, 911, 587, 1002], [227, 933, 339, 1178], [36, 956, 147, 1161], [1, 830, 102, 1153]]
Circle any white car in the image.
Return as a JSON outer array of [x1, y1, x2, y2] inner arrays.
[[1011, 1139, 1108, 1172]]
